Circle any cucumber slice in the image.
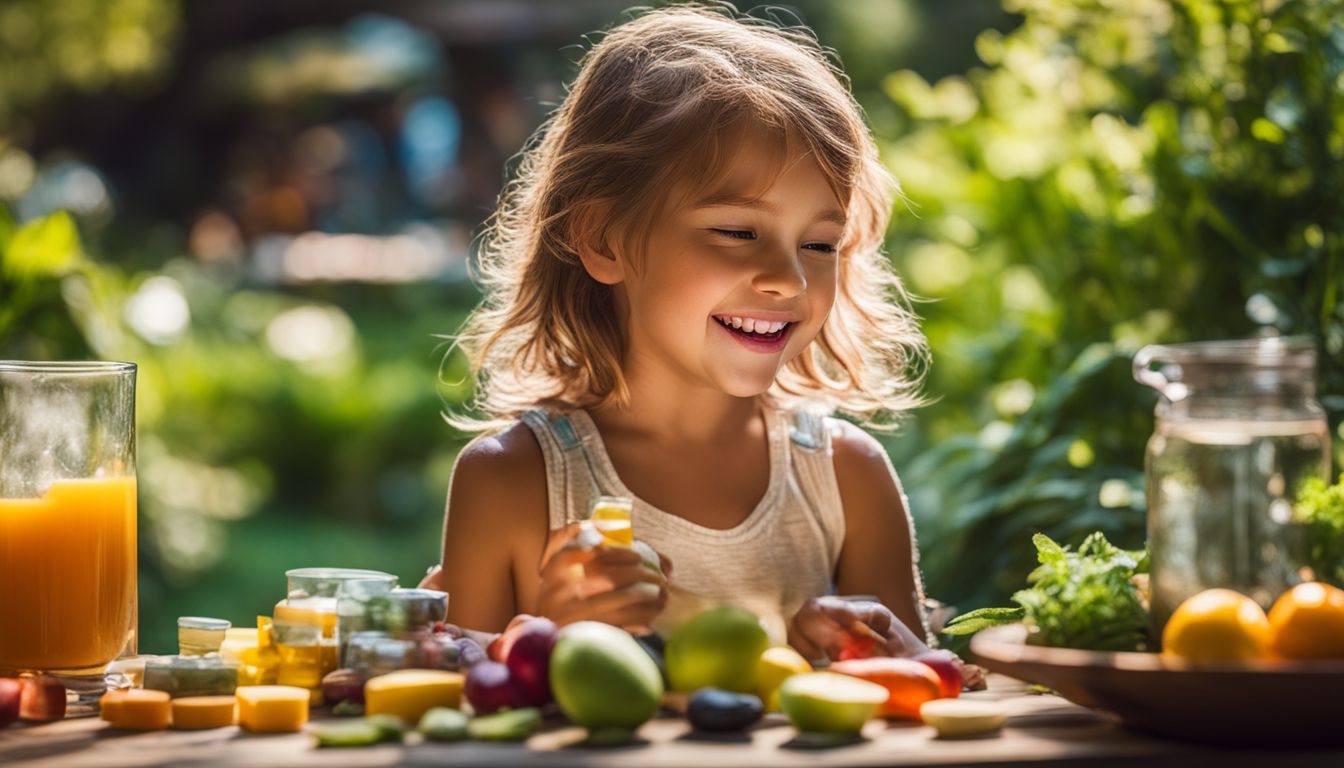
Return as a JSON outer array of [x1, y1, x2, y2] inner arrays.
[[418, 707, 470, 742], [467, 707, 542, 741]]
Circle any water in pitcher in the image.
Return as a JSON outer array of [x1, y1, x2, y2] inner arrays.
[[1146, 417, 1330, 632]]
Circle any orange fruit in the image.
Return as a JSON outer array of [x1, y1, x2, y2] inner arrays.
[[829, 657, 943, 720], [1267, 582, 1344, 660], [1161, 588, 1271, 661]]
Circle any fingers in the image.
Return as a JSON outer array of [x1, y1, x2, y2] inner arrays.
[[539, 523, 585, 569], [545, 582, 667, 629], [418, 564, 445, 590]]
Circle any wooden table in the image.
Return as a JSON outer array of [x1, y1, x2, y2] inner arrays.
[[2, 676, 1340, 767]]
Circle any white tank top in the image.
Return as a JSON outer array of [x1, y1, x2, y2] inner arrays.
[[519, 403, 844, 644]]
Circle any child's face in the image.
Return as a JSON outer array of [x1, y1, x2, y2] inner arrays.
[[614, 150, 846, 399]]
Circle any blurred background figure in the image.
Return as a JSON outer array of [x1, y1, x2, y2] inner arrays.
[[0, 0, 1339, 653]]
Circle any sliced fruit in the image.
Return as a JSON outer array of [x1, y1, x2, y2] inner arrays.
[[418, 707, 469, 742], [100, 689, 171, 730], [830, 657, 943, 719], [236, 685, 309, 733], [467, 707, 541, 741], [1161, 588, 1271, 661], [1268, 582, 1344, 660], [171, 696, 237, 729], [778, 672, 887, 734], [310, 719, 386, 747], [919, 699, 1006, 738], [364, 669, 464, 723], [756, 646, 811, 711]]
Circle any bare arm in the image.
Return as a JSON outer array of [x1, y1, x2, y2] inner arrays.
[[434, 424, 549, 633], [831, 419, 929, 642]]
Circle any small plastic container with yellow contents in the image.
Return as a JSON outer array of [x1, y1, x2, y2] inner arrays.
[[589, 495, 633, 547]]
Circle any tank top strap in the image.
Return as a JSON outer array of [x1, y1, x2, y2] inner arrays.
[[519, 407, 605, 530], [783, 405, 846, 566]]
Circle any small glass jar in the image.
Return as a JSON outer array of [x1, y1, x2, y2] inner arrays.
[[177, 617, 230, 656], [343, 627, 479, 677], [274, 568, 397, 699]]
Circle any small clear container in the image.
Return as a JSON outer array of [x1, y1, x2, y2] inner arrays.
[[143, 655, 238, 697], [285, 567, 397, 599], [589, 495, 633, 547], [342, 628, 478, 677], [274, 569, 396, 700], [177, 616, 230, 657]]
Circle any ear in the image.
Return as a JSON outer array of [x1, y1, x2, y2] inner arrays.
[[570, 202, 625, 286]]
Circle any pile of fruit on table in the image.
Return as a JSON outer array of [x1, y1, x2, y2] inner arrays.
[[0, 565, 994, 748]]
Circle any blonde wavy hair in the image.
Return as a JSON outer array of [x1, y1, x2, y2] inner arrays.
[[448, 2, 927, 432]]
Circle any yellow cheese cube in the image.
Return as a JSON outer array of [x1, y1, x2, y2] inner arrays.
[[364, 670, 464, 723], [236, 685, 310, 733], [171, 696, 238, 729], [100, 689, 171, 731]]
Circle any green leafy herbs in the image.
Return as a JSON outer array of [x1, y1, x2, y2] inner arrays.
[[1297, 477, 1344, 588], [944, 532, 1150, 652]]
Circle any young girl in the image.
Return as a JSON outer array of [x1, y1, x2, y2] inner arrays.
[[424, 4, 970, 674]]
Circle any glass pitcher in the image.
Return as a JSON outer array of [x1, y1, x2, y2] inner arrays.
[[1133, 337, 1331, 639]]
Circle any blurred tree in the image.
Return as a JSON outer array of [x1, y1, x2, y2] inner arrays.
[[879, 0, 1344, 618]]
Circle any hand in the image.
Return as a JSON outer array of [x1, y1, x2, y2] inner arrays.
[[788, 595, 927, 663], [534, 523, 671, 633], [419, 563, 446, 590]]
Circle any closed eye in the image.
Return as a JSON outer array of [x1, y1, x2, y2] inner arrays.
[[710, 228, 755, 240], [711, 229, 837, 254]]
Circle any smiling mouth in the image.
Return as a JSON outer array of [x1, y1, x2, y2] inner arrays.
[[712, 315, 794, 343]]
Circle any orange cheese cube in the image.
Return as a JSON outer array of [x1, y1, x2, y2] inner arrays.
[[236, 685, 309, 733], [101, 689, 171, 730], [363, 670, 464, 723], [171, 696, 237, 729]]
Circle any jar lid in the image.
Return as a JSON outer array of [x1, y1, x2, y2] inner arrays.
[[285, 567, 397, 599], [178, 617, 231, 631]]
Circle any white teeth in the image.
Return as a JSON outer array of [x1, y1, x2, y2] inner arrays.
[[716, 316, 790, 335]]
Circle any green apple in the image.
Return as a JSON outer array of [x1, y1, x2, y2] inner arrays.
[[549, 621, 663, 729], [778, 672, 887, 734], [665, 605, 770, 693]]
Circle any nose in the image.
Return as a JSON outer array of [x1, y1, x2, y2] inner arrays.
[[751, 244, 807, 298]]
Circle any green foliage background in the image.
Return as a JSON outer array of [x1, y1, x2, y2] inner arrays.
[[1, 0, 1341, 651]]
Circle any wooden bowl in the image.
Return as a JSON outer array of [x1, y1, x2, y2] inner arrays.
[[970, 623, 1344, 747]]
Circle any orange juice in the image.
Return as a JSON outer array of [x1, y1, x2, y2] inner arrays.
[[0, 476, 137, 672]]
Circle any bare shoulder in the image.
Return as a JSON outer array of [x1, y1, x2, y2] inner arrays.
[[450, 421, 548, 521], [829, 419, 894, 480], [828, 418, 903, 512]]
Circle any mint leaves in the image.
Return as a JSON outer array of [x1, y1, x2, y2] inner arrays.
[[943, 532, 1150, 652]]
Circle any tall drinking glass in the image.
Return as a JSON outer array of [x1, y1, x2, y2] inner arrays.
[[0, 361, 138, 716]]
